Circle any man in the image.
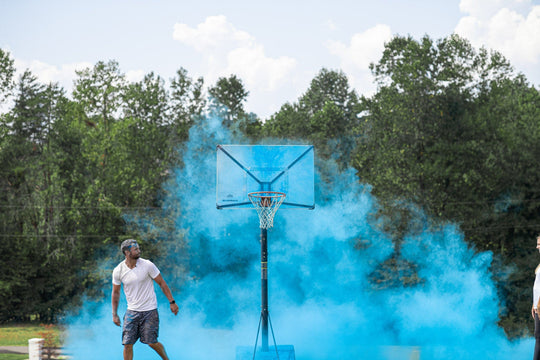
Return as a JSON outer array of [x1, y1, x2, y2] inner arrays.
[[112, 239, 179, 360], [532, 235, 540, 360]]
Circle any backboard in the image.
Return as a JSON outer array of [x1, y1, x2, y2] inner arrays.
[[216, 145, 315, 209]]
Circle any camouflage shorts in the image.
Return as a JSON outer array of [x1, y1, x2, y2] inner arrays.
[[122, 309, 159, 345]]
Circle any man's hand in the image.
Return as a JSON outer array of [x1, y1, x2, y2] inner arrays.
[[153, 274, 179, 316], [112, 284, 121, 326], [170, 302, 179, 316], [533, 306, 537, 320], [113, 313, 121, 326]]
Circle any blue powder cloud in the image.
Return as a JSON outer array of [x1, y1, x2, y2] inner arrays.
[[64, 115, 534, 359]]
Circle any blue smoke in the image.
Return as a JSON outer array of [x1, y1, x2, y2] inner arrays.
[[64, 115, 533, 359]]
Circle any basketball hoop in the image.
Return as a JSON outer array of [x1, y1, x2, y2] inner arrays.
[[248, 191, 286, 229]]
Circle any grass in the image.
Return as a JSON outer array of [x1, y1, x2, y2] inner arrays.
[[0, 323, 65, 360], [0, 354, 28, 360], [0, 323, 63, 344], [0, 324, 50, 347]]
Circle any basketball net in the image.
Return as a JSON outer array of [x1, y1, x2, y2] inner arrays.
[[248, 191, 286, 229]]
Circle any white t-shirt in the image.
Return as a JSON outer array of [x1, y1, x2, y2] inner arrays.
[[534, 264, 540, 309], [112, 258, 160, 312]]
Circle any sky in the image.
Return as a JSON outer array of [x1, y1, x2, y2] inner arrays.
[[1, 0, 539, 119]]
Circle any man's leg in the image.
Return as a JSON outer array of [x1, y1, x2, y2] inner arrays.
[[140, 310, 168, 359], [148, 342, 169, 360], [122, 311, 140, 360], [123, 344, 134, 360]]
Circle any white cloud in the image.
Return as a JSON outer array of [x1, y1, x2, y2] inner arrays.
[[172, 15, 297, 94], [14, 58, 93, 92], [459, 0, 533, 19], [460, 0, 520, 19], [326, 24, 393, 96], [125, 69, 146, 83], [173, 15, 254, 52], [11, 58, 149, 99], [325, 19, 338, 32], [225, 45, 297, 92], [455, 0, 540, 66]]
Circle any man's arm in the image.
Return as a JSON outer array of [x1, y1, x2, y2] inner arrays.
[[112, 284, 122, 326], [153, 274, 179, 315]]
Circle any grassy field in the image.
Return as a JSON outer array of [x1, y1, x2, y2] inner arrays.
[[0, 354, 28, 360], [0, 323, 63, 360], [0, 323, 60, 347]]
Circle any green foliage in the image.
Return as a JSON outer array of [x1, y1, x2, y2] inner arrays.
[[369, 256, 424, 289], [38, 324, 60, 360], [208, 74, 249, 122], [207, 75, 263, 139], [354, 34, 523, 234], [169, 67, 206, 142], [0, 73, 85, 322], [353, 34, 540, 337], [0, 39, 539, 338], [0, 49, 15, 104], [72, 60, 126, 127], [170, 67, 206, 120], [264, 68, 360, 167], [0, 59, 205, 322]]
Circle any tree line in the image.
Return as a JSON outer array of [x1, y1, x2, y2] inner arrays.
[[1, 34, 540, 338]]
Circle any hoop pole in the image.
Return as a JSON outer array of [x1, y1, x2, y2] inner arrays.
[[268, 314, 281, 360], [248, 191, 285, 353], [251, 315, 262, 360], [261, 227, 269, 352]]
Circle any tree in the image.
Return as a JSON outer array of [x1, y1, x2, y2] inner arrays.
[[299, 68, 358, 118], [123, 72, 168, 125], [0, 49, 15, 105], [208, 75, 249, 124], [117, 72, 176, 205], [71, 60, 127, 205], [264, 68, 360, 167], [170, 67, 206, 123], [0, 60, 200, 322], [168, 67, 206, 144], [73, 60, 126, 130], [0, 71, 92, 322], [208, 75, 262, 138], [353, 33, 540, 337], [354, 34, 523, 242]]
